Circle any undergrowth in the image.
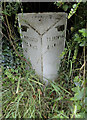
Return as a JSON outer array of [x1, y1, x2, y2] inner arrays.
[[1, 2, 87, 119]]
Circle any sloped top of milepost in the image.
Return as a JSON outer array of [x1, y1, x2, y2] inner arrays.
[[18, 12, 67, 35]]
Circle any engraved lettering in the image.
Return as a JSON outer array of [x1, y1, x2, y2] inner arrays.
[[31, 15, 61, 21], [24, 36, 38, 42], [24, 40, 29, 46], [47, 35, 64, 41], [55, 25, 65, 31], [28, 37, 38, 42], [28, 43, 38, 49], [21, 25, 29, 32], [47, 45, 49, 49], [49, 15, 52, 19], [24, 36, 28, 39], [54, 43, 56, 47]]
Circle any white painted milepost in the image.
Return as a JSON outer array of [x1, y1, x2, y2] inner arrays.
[[18, 12, 67, 84]]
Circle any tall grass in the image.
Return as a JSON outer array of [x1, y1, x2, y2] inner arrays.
[[2, 66, 72, 119]]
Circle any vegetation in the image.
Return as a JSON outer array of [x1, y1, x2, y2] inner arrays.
[[0, 1, 87, 119]]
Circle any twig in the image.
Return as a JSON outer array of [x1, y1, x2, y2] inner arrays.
[[80, 62, 86, 71]]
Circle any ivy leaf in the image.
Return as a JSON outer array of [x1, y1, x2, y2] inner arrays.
[[74, 34, 81, 43], [62, 5, 69, 11], [79, 29, 87, 37]]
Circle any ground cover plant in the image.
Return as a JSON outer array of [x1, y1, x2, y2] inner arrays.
[[0, 1, 87, 119]]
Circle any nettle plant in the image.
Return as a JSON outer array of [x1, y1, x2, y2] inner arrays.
[[74, 28, 87, 47], [55, 1, 86, 118], [59, 28, 86, 118], [69, 29, 87, 118]]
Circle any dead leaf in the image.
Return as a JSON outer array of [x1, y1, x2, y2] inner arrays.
[[33, 95, 36, 99]]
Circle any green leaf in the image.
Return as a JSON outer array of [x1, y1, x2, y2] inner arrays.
[[74, 76, 80, 83], [74, 34, 81, 43], [75, 112, 85, 118], [79, 42, 85, 47], [71, 86, 80, 93], [85, 97, 87, 106], [86, 87, 87, 97], [73, 45, 78, 60], [70, 88, 84, 101], [75, 102, 81, 111], [75, 88, 84, 100], [62, 5, 69, 11], [73, 4, 77, 8], [79, 29, 87, 37]]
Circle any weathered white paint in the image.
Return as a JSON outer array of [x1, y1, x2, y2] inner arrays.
[[18, 13, 67, 84]]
